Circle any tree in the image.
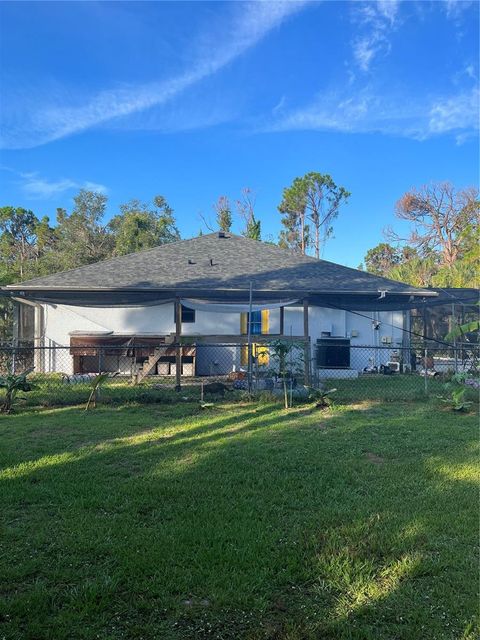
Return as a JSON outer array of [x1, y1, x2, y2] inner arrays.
[[388, 182, 479, 268], [278, 172, 350, 258], [109, 195, 180, 256], [303, 172, 350, 259], [0, 207, 40, 280], [54, 190, 113, 269], [213, 196, 232, 232], [0, 207, 57, 282], [236, 188, 261, 240], [362, 242, 440, 288], [364, 243, 401, 276], [0, 207, 56, 341], [278, 179, 309, 253], [387, 251, 439, 288], [27, 216, 58, 277], [431, 221, 480, 288], [370, 182, 480, 288]]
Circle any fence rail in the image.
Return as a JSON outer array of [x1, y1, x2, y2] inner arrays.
[[1, 341, 478, 408]]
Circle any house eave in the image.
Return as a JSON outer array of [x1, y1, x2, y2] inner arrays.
[[4, 285, 437, 297]]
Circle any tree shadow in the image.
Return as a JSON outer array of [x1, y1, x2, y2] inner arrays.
[[0, 402, 477, 640], [0, 402, 278, 471]]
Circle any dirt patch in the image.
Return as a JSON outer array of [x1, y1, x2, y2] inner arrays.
[[364, 451, 385, 464]]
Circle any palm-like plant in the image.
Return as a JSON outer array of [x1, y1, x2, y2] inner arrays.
[[85, 372, 118, 410], [0, 368, 36, 413]]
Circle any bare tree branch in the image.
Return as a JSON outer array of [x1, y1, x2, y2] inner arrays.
[[388, 182, 479, 267]]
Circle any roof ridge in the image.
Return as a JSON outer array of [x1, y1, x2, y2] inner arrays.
[[223, 234, 416, 288], [7, 232, 431, 295]]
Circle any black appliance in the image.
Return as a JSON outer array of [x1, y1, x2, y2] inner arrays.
[[316, 337, 351, 369]]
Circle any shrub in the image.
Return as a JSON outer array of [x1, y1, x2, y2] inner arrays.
[[0, 369, 36, 413]]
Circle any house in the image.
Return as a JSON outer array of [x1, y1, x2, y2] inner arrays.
[[6, 232, 440, 382]]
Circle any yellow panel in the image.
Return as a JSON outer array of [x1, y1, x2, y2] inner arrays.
[[240, 312, 247, 335], [261, 309, 269, 334], [241, 344, 248, 366], [241, 344, 269, 366], [256, 344, 269, 366]]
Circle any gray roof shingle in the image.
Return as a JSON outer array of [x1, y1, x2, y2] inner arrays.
[[8, 232, 431, 295]]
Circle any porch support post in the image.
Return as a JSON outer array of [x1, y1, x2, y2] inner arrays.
[[279, 306, 284, 336], [12, 301, 19, 343], [303, 298, 310, 385], [175, 297, 182, 391], [34, 304, 44, 373], [12, 302, 20, 374]]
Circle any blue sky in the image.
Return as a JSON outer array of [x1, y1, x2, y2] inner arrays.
[[0, 0, 478, 267]]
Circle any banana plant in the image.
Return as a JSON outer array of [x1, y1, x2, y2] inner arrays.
[[437, 381, 473, 412], [306, 386, 337, 408], [0, 368, 36, 413], [445, 302, 479, 342], [85, 372, 118, 410], [440, 386, 473, 412]]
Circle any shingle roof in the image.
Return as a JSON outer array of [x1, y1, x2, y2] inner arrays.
[[9, 233, 431, 296]]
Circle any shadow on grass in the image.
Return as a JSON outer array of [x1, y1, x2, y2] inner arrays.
[[0, 401, 478, 640], [0, 403, 279, 471]]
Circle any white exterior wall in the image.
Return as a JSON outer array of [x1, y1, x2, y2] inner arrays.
[[285, 305, 405, 370], [41, 303, 282, 345], [346, 310, 405, 370], [36, 302, 407, 374]]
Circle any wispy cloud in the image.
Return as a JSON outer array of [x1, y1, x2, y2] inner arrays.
[[3, 169, 109, 199], [264, 86, 479, 142], [258, 1, 478, 142], [351, 1, 399, 72], [1, 1, 309, 149], [444, 0, 473, 19], [272, 95, 287, 116], [428, 89, 479, 141], [441, 0, 474, 39]]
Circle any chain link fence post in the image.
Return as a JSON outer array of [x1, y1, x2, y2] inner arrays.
[[424, 346, 428, 396]]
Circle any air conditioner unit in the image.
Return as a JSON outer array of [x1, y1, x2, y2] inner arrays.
[[381, 336, 392, 344]]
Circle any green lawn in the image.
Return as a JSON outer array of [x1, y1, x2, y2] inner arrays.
[[19, 371, 455, 409], [0, 399, 478, 639]]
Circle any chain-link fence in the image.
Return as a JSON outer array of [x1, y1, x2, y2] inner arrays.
[[1, 340, 478, 409], [312, 341, 479, 402]]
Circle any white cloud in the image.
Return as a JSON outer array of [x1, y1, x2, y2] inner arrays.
[[444, 0, 473, 19], [376, 0, 399, 24], [265, 86, 479, 141], [464, 64, 477, 80], [81, 181, 109, 195], [428, 89, 479, 136], [1, 1, 310, 149], [272, 95, 287, 115], [15, 171, 108, 199], [442, 0, 474, 39], [351, 1, 399, 72], [353, 37, 381, 72]]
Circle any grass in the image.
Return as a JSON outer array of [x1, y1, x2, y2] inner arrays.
[[0, 398, 478, 639], [324, 373, 447, 402], [11, 372, 472, 409]]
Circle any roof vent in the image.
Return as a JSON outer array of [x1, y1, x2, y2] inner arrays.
[[218, 231, 226, 238]]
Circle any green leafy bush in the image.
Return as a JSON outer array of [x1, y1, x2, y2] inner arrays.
[[0, 369, 36, 413], [306, 386, 337, 408], [438, 383, 473, 412]]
